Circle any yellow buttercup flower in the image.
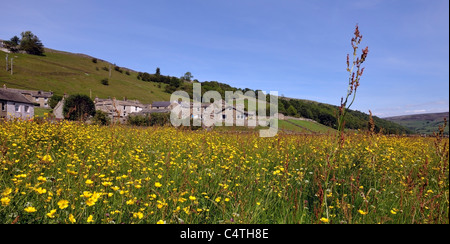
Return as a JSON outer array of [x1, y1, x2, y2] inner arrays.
[[2, 188, 12, 196], [37, 176, 47, 182], [1, 197, 11, 206], [102, 181, 112, 187], [87, 215, 94, 223], [46, 209, 57, 218], [358, 210, 368, 215], [35, 187, 47, 194], [133, 212, 144, 219], [320, 217, 329, 223], [69, 214, 76, 223], [155, 182, 162, 188], [42, 154, 54, 163], [24, 206, 37, 213], [82, 191, 92, 198], [58, 200, 69, 209], [86, 198, 96, 206], [86, 192, 101, 207], [157, 220, 165, 224]]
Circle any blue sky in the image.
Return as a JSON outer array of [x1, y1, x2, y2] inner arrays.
[[1, 0, 448, 117]]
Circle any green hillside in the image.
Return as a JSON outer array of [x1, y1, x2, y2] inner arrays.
[[0, 49, 170, 104]]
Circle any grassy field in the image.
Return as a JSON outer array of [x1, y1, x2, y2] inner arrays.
[[284, 119, 336, 133], [0, 119, 448, 224], [33, 108, 52, 118], [0, 49, 170, 104], [211, 119, 335, 134]]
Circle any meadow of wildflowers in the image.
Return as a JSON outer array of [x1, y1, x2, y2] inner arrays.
[[0, 119, 448, 224]]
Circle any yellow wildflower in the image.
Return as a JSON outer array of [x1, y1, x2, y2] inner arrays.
[[2, 188, 12, 196], [69, 214, 76, 223], [35, 187, 47, 194], [102, 181, 112, 187], [42, 154, 53, 162], [87, 215, 94, 223], [24, 207, 37, 213], [133, 212, 144, 219], [46, 209, 57, 218], [1, 197, 11, 206], [37, 176, 47, 182], [82, 191, 92, 198], [320, 217, 329, 223], [58, 200, 69, 209], [358, 210, 368, 215]]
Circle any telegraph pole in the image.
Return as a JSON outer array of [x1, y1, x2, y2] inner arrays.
[[5, 54, 8, 71], [10, 58, 13, 75]]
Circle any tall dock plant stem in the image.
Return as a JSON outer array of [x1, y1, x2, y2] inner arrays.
[[337, 25, 369, 141], [323, 25, 369, 223]]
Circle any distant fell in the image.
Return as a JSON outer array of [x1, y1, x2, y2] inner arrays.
[[385, 112, 449, 135]]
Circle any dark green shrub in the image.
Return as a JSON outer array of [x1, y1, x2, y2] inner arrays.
[[63, 94, 96, 121], [92, 110, 111, 125], [101, 78, 109, 86]]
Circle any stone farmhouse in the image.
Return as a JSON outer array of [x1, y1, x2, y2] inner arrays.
[[94, 97, 146, 123], [169, 101, 257, 127], [130, 101, 179, 117], [1, 85, 53, 108], [0, 88, 35, 119]]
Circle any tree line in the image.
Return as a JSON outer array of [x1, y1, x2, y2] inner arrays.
[[278, 98, 412, 134], [2, 31, 45, 56]]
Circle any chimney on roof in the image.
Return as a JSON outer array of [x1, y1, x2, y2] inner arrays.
[[2, 84, 6, 89]]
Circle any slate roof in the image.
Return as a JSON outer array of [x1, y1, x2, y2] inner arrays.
[[151, 101, 172, 108], [3, 87, 53, 98], [0, 89, 35, 104]]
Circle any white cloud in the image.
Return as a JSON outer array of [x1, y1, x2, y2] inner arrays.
[[375, 100, 449, 117]]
